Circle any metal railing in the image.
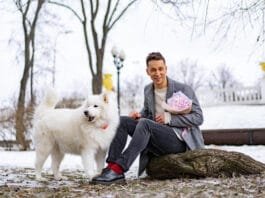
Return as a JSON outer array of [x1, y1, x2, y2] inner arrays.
[[197, 80, 265, 106]]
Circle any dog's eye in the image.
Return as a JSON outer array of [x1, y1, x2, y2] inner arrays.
[[94, 105, 98, 108]]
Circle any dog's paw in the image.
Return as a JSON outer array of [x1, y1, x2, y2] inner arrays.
[[36, 175, 48, 182], [54, 173, 67, 181], [86, 172, 98, 181]]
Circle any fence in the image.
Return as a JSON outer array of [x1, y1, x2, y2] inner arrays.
[[197, 78, 265, 106]]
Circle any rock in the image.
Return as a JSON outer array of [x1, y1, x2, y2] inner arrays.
[[146, 149, 265, 179]]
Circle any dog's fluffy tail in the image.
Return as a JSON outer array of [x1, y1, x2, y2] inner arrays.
[[36, 88, 59, 113]]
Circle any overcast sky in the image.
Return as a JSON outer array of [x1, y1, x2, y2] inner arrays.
[[0, 1, 264, 102]]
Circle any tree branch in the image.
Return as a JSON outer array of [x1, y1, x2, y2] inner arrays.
[[103, 0, 112, 32], [108, 0, 138, 30], [47, 0, 83, 23], [88, 0, 100, 73], [29, 0, 45, 39], [106, 0, 118, 29], [81, 0, 95, 76]]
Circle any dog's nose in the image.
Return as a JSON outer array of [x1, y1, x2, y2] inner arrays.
[[84, 111, 88, 116]]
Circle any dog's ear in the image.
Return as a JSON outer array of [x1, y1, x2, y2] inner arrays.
[[103, 93, 109, 104]]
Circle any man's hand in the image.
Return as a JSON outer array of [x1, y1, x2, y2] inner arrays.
[[155, 114, 165, 124], [129, 111, 141, 120]]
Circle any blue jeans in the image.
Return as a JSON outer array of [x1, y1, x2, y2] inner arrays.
[[106, 116, 187, 172]]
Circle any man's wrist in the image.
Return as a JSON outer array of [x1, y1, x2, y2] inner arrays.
[[164, 112, 171, 124]]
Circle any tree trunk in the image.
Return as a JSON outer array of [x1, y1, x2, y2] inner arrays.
[[92, 73, 102, 94], [146, 149, 265, 179], [15, 108, 28, 151], [15, 35, 31, 151], [15, 71, 30, 151], [30, 65, 36, 105]]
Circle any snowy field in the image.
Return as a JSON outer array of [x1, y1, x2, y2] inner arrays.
[[201, 105, 265, 129]]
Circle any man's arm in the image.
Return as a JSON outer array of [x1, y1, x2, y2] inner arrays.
[[129, 111, 141, 120]]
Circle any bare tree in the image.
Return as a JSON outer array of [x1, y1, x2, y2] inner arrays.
[[210, 65, 243, 102], [159, 0, 265, 46], [120, 75, 145, 114], [14, 0, 46, 150], [169, 59, 205, 91], [208, 64, 241, 90], [48, 0, 139, 94]]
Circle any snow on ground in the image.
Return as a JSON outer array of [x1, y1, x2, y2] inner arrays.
[[0, 145, 264, 180], [0, 149, 140, 179], [201, 105, 265, 129], [206, 145, 265, 163]]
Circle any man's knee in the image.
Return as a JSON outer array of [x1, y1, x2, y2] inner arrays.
[[137, 118, 152, 128], [120, 116, 132, 125], [119, 116, 136, 130]]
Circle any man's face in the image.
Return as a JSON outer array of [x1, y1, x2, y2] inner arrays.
[[146, 59, 167, 88]]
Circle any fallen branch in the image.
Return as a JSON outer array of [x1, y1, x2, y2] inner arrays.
[[146, 149, 265, 179]]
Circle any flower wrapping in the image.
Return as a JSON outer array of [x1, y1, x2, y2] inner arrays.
[[162, 91, 192, 114]]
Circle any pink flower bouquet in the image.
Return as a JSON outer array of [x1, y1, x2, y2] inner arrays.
[[162, 91, 192, 114]]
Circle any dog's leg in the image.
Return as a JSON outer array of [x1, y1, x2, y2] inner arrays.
[[95, 149, 106, 174], [81, 149, 97, 180], [51, 144, 65, 180], [35, 147, 51, 181]]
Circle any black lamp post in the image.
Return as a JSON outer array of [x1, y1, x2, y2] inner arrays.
[[111, 46, 125, 115]]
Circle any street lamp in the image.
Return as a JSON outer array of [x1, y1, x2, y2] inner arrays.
[[111, 46, 126, 115]]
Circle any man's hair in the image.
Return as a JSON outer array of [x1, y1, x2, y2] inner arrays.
[[146, 52, 166, 66]]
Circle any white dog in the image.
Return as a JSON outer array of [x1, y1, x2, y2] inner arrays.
[[32, 89, 119, 181]]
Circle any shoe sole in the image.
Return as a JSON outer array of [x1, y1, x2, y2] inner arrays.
[[90, 178, 126, 185]]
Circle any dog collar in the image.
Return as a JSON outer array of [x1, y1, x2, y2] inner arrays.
[[101, 123, 108, 130]]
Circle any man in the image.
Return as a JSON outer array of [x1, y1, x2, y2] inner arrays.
[[91, 52, 204, 185]]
